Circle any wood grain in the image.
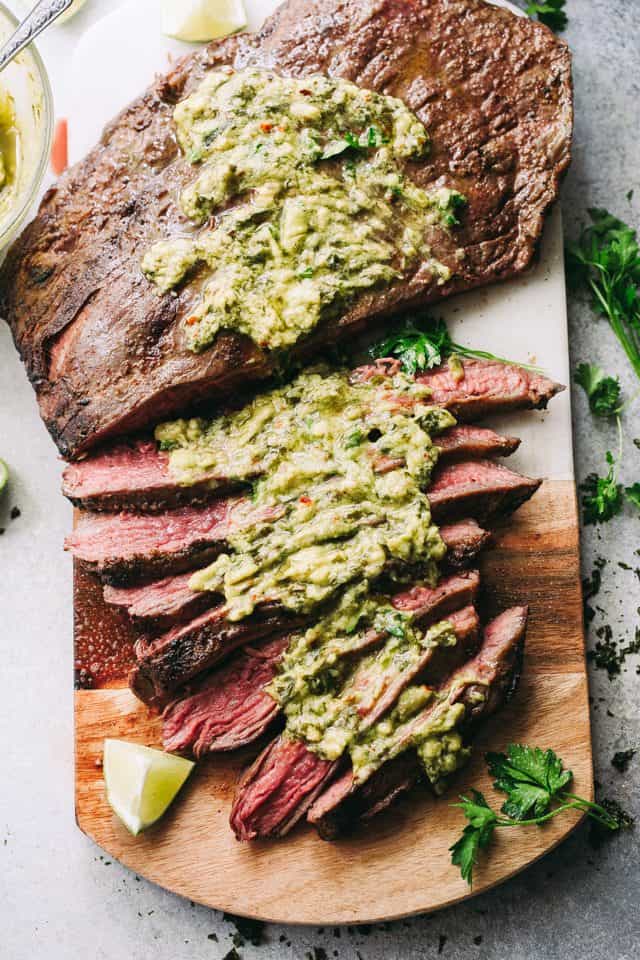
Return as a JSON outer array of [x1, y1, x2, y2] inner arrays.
[[74, 479, 592, 923]]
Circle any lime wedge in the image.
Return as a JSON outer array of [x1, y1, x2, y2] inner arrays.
[[103, 739, 194, 835], [0, 459, 8, 496], [56, 0, 88, 24], [161, 0, 247, 42]]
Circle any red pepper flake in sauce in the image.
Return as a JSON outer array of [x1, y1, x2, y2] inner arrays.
[[260, 122, 274, 133], [185, 315, 199, 326], [299, 495, 313, 505]]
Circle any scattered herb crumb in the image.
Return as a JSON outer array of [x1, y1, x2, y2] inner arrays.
[[612, 749, 636, 773], [222, 950, 241, 960], [438, 934, 448, 953], [207, 932, 218, 941], [473, 935, 483, 945], [9, 505, 20, 520], [223, 914, 265, 947]]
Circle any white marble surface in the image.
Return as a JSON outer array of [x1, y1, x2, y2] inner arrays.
[[1, 2, 639, 958]]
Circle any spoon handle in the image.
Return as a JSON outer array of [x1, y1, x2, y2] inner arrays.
[[0, 0, 75, 72]]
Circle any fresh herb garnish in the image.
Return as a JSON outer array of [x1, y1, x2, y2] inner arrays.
[[450, 744, 626, 885], [369, 315, 539, 377], [524, 0, 568, 31], [574, 362, 623, 417], [579, 411, 640, 525], [298, 266, 314, 279], [567, 207, 640, 383], [580, 451, 624, 525]]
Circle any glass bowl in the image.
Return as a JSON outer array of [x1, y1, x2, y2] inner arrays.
[[0, 0, 53, 256]]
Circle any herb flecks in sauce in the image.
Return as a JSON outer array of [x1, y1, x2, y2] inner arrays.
[[156, 365, 464, 772], [157, 367, 453, 621], [142, 69, 464, 352]]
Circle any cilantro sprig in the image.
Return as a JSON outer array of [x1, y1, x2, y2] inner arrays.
[[524, 0, 568, 31], [369, 316, 540, 378], [450, 744, 628, 885]]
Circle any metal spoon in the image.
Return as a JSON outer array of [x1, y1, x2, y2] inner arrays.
[[0, 0, 75, 73]]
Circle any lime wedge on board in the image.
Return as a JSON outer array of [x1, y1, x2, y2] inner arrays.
[[161, 0, 247, 42], [103, 739, 195, 835]]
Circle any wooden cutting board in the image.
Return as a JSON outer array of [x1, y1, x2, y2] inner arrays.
[[74, 480, 591, 924], [69, 0, 589, 925]]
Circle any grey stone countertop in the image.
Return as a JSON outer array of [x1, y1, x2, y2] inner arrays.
[[1, 1, 638, 957]]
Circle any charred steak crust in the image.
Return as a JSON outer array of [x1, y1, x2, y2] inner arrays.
[[1, 0, 572, 459]]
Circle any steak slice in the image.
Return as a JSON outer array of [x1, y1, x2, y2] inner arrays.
[[103, 571, 212, 628], [309, 605, 527, 838], [162, 573, 480, 755], [417, 359, 564, 421], [162, 635, 290, 756], [429, 460, 541, 522], [128, 603, 300, 705], [62, 440, 228, 513], [436, 519, 491, 569], [61, 406, 525, 513], [104, 519, 489, 626], [1, 0, 572, 460], [65, 499, 281, 584], [229, 605, 479, 839], [435, 424, 519, 462], [73, 456, 532, 587]]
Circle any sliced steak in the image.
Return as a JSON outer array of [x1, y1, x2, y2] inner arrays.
[[162, 635, 290, 756], [429, 460, 541, 522], [129, 603, 299, 705], [62, 406, 525, 513], [418, 359, 564, 421], [74, 455, 530, 587], [309, 604, 527, 838], [65, 499, 281, 584], [103, 571, 213, 628], [438, 519, 491, 569], [2, 0, 572, 460], [435, 424, 519, 462], [230, 736, 339, 841], [160, 571, 480, 755], [229, 605, 479, 840], [104, 526, 485, 628], [133, 562, 480, 709], [62, 440, 229, 512]]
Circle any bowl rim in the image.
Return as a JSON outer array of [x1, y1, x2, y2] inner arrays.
[[0, 0, 54, 244]]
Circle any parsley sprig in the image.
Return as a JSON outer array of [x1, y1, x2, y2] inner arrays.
[[574, 366, 639, 524], [524, 0, 568, 31], [567, 208, 640, 383], [450, 744, 628, 885], [369, 316, 540, 377]]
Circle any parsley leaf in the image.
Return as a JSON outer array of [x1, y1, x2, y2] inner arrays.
[[574, 362, 623, 417], [580, 451, 624, 525], [524, 0, 568, 31], [449, 791, 497, 884], [369, 315, 540, 377], [486, 745, 573, 820], [450, 744, 626, 885]]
